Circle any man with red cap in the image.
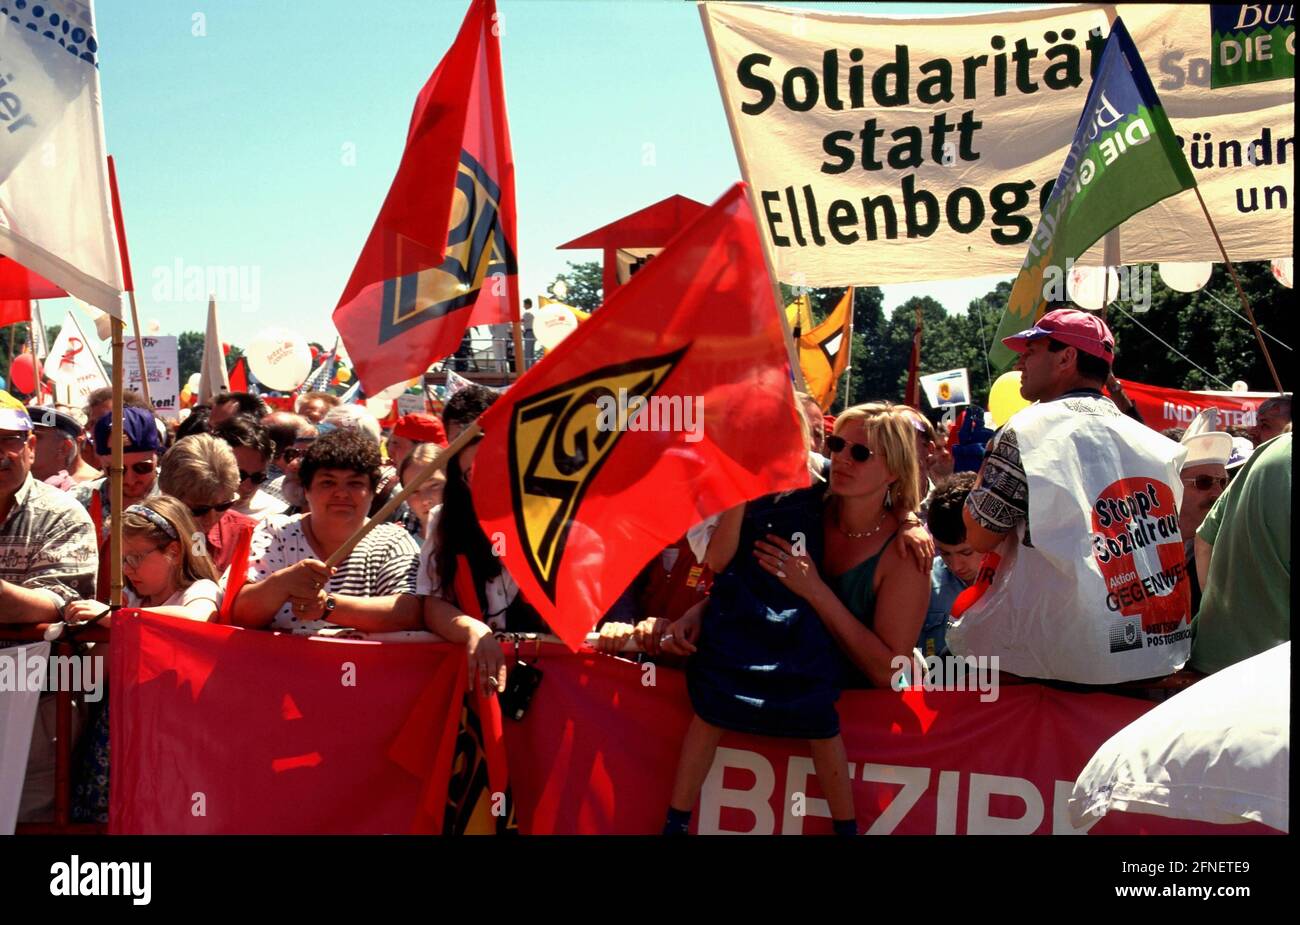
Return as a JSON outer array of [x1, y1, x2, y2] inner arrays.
[[386, 413, 446, 473], [948, 306, 1192, 685]]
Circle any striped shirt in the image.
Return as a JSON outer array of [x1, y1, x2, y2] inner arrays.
[[229, 513, 420, 634]]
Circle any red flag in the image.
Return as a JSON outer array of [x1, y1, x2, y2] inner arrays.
[[471, 184, 808, 650], [110, 611, 467, 834], [228, 356, 250, 393], [333, 0, 517, 394], [0, 256, 66, 327]]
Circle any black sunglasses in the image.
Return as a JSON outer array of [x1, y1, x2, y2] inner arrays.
[[825, 434, 872, 463], [129, 460, 157, 476], [281, 447, 304, 464], [189, 500, 236, 518], [238, 469, 267, 485], [1182, 475, 1228, 492]]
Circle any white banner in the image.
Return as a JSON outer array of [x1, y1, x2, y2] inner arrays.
[[396, 393, 426, 416], [125, 335, 180, 419], [45, 310, 108, 407], [0, 2, 124, 314], [0, 641, 48, 835], [700, 3, 1294, 286], [920, 367, 971, 407]]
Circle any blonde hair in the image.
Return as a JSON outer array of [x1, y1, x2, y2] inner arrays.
[[121, 495, 219, 589], [399, 443, 448, 487], [159, 434, 239, 506], [833, 402, 923, 513]]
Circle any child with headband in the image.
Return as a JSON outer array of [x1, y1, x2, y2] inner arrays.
[[63, 496, 221, 823]]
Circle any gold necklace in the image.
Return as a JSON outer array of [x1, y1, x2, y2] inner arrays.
[[836, 507, 889, 539]]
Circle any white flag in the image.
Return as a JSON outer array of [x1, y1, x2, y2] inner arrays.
[[919, 368, 970, 408], [0, 2, 124, 315], [198, 295, 229, 404], [45, 309, 109, 406]]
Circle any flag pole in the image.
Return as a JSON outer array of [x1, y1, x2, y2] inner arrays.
[[1192, 187, 1284, 393], [106, 157, 152, 410], [511, 320, 525, 380], [109, 314, 125, 607], [841, 286, 855, 412], [324, 421, 483, 569], [699, 3, 805, 392]]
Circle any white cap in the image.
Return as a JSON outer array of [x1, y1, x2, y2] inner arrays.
[[1181, 408, 1233, 469], [1226, 436, 1254, 470]]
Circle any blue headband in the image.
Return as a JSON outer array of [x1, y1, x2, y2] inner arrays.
[[125, 504, 179, 540]]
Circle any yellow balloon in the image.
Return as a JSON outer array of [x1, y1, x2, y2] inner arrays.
[[336, 367, 352, 383], [988, 371, 1032, 427]]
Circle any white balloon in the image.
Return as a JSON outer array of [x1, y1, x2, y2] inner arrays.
[[186, 372, 201, 392], [376, 378, 415, 401], [1232, 380, 1249, 393], [1271, 257, 1293, 289], [146, 319, 162, 334], [246, 328, 312, 392], [365, 396, 394, 418], [1066, 265, 1121, 311], [1158, 262, 1214, 293], [534, 304, 578, 351]]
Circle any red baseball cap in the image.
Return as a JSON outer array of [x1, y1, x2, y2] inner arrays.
[[1001, 308, 1115, 360], [391, 413, 446, 446]]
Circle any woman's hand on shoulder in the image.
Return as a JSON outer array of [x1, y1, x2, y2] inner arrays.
[[896, 517, 935, 574]]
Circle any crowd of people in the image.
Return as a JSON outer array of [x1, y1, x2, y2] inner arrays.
[[0, 306, 1290, 832]]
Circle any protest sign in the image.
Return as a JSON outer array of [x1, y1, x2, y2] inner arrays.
[[701, 3, 1293, 286]]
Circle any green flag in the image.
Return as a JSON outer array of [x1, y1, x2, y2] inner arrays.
[[989, 18, 1196, 371]]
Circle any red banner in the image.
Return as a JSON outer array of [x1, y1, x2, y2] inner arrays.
[[109, 611, 465, 834], [501, 646, 1276, 835], [1118, 378, 1267, 432], [106, 616, 1275, 835]]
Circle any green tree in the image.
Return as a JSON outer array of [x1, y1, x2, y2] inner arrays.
[[545, 261, 603, 312], [178, 331, 204, 384]]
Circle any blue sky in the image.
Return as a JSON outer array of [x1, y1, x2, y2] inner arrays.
[[46, 0, 1030, 350]]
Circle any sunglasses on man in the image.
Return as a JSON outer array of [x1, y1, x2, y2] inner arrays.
[[239, 469, 268, 485], [128, 460, 157, 476], [1182, 475, 1228, 491], [825, 434, 873, 463]]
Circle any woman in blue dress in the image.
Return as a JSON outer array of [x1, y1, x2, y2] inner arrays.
[[659, 403, 932, 834]]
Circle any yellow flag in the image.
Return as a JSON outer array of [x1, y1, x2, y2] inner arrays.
[[797, 288, 853, 409], [784, 293, 814, 334]]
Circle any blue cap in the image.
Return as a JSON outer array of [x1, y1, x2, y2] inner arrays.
[[94, 406, 162, 456]]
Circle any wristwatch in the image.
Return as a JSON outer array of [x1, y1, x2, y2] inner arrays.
[[323, 595, 337, 616]]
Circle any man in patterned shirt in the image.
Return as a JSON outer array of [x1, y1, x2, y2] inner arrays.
[[0, 392, 98, 624], [0, 390, 98, 823]]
